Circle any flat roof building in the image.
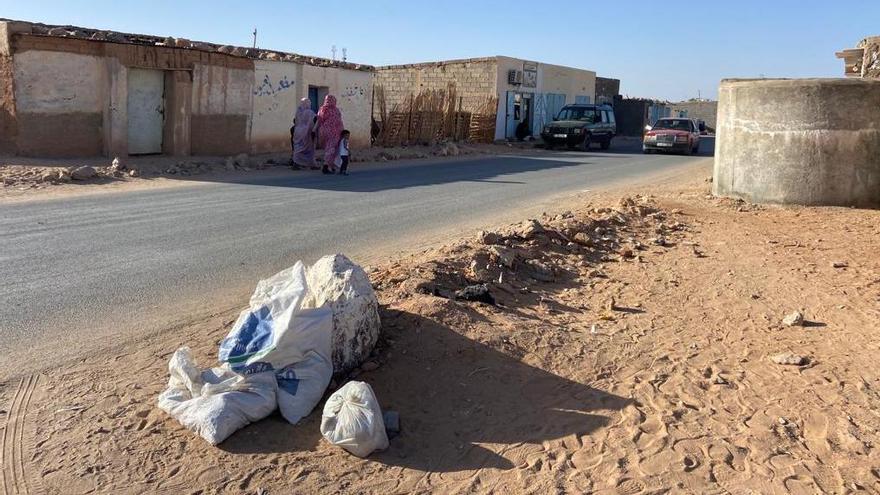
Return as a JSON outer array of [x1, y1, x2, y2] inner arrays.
[[0, 19, 374, 157], [374, 56, 597, 142]]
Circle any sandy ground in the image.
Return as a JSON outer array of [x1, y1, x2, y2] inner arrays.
[[2, 165, 879, 494]]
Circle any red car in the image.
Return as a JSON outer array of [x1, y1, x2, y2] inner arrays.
[[642, 118, 701, 155]]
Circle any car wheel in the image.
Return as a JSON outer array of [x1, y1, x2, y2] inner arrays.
[[580, 134, 592, 151]]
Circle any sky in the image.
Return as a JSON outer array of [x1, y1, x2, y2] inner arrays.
[[3, 0, 879, 101]]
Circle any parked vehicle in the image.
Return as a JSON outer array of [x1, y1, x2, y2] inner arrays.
[[642, 118, 701, 155], [541, 104, 616, 151]]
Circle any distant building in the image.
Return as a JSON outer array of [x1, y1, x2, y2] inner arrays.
[[374, 57, 597, 141], [667, 100, 718, 129], [0, 19, 373, 157], [836, 36, 880, 79], [595, 77, 620, 105]]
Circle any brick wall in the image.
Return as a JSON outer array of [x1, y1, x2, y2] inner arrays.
[[374, 58, 498, 113]]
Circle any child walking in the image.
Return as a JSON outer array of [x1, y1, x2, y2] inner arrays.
[[338, 129, 351, 175]]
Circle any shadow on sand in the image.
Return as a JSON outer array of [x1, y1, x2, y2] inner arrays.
[[221, 306, 631, 473]]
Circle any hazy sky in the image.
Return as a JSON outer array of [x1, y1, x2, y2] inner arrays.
[[3, 0, 878, 101]]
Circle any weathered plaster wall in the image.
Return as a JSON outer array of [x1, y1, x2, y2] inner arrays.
[[250, 60, 299, 153], [714, 78, 880, 207], [190, 64, 253, 155], [302, 64, 373, 148], [10, 32, 254, 157], [13, 50, 104, 156]]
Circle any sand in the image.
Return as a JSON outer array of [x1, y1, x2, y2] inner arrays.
[[1, 170, 879, 494]]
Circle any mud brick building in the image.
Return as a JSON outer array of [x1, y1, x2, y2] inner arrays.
[[374, 56, 597, 141], [0, 19, 374, 158]]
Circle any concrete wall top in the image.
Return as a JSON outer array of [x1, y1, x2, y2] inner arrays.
[[714, 77, 880, 207], [719, 78, 880, 130]]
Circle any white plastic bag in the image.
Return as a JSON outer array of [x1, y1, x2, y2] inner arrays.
[[218, 262, 333, 424], [320, 381, 389, 457], [157, 347, 277, 445]]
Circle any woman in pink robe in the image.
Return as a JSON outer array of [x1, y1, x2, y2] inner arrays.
[[316, 95, 344, 173]]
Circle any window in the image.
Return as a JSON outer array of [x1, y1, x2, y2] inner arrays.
[[652, 119, 693, 131], [556, 106, 599, 122]]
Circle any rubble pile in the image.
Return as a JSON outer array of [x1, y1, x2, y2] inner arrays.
[[373, 195, 690, 306]]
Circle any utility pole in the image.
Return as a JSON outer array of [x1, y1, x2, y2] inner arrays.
[[252, 28, 257, 48], [342, 48, 347, 62], [331, 45, 337, 61]]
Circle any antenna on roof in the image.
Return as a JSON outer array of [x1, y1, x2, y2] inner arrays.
[[342, 47, 347, 62], [331, 45, 337, 61], [252, 27, 257, 48]]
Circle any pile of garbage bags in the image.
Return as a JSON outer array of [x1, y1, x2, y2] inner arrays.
[[157, 255, 389, 456]]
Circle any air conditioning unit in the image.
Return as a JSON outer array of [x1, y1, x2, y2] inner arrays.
[[507, 69, 523, 85]]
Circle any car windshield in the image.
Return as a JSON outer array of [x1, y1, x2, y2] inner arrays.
[[653, 119, 692, 131], [557, 107, 598, 122]]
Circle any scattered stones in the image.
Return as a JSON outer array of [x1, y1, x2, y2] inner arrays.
[[524, 259, 555, 282], [477, 230, 501, 245], [488, 246, 518, 269], [109, 157, 125, 172], [573, 232, 594, 247], [771, 352, 807, 366], [70, 166, 97, 180], [831, 261, 848, 268], [454, 284, 495, 305], [39, 170, 61, 183], [233, 153, 250, 168], [782, 311, 804, 327], [128, 168, 140, 178], [515, 219, 545, 239]]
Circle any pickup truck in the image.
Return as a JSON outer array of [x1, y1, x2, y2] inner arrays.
[[541, 104, 617, 151]]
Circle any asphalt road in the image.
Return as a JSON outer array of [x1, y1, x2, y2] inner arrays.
[[0, 139, 713, 379]]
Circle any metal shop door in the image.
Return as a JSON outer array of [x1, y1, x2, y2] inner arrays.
[[127, 68, 165, 155]]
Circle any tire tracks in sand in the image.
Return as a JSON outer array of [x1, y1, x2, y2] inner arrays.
[[1, 375, 39, 495]]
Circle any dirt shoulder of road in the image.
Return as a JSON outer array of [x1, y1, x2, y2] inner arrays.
[[2, 165, 878, 494], [0, 140, 559, 204]]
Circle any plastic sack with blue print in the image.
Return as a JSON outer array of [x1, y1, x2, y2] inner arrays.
[[218, 261, 333, 425]]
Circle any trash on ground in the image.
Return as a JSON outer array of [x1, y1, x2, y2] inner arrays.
[[320, 381, 389, 457], [218, 261, 333, 425], [157, 347, 277, 445], [454, 284, 495, 305]]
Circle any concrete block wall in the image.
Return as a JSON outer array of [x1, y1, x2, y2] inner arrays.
[[374, 58, 498, 113]]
